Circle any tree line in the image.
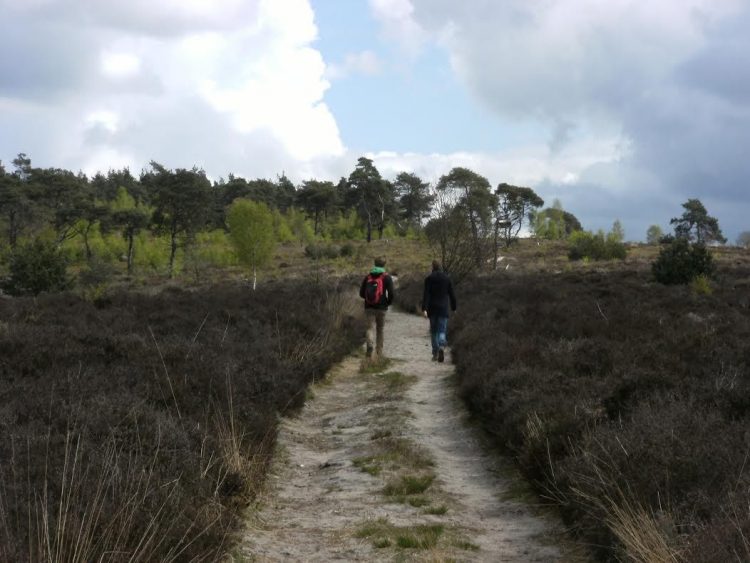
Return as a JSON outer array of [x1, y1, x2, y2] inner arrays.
[[0, 153, 563, 280]]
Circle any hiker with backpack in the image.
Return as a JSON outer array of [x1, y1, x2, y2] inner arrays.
[[359, 257, 395, 359], [422, 260, 456, 362]]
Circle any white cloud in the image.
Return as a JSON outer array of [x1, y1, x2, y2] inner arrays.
[[101, 52, 141, 79], [368, 0, 427, 59], [326, 50, 382, 80], [0, 0, 344, 176], [363, 131, 627, 188]]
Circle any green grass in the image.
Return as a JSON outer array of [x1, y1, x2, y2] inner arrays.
[[383, 474, 435, 497], [355, 518, 445, 551], [352, 456, 382, 476], [352, 437, 434, 477], [452, 540, 480, 551], [406, 495, 430, 507], [395, 524, 444, 549], [378, 438, 434, 470], [375, 371, 417, 393], [424, 504, 448, 515], [354, 517, 392, 539], [359, 356, 393, 374]]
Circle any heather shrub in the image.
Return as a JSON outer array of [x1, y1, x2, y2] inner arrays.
[[425, 268, 750, 560], [0, 279, 365, 561], [652, 238, 715, 284], [2, 238, 72, 295]]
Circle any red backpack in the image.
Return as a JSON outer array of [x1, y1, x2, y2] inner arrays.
[[364, 273, 386, 306]]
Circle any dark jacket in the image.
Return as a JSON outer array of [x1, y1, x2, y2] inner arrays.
[[360, 271, 395, 310], [422, 270, 457, 318]]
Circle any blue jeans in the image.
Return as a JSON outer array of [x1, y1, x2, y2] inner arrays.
[[429, 315, 448, 355]]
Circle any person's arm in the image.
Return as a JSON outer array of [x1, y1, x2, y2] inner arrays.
[[385, 275, 395, 305], [422, 277, 430, 313], [448, 279, 457, 312], [359, 276, 366, 299]]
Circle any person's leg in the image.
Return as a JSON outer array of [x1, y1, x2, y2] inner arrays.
[[365, 309, 376, 357], [375, 310, 386, 357], [437, 316, 448, 362], [428, 314, 439, 359], [437, 316, 448, 349]]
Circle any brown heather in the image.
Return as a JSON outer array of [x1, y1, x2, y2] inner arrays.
[[398, 248, 750, 561], [0, 279, 364, 562]]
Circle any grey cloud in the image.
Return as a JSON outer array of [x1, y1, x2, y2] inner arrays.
[[406, 1, 750, 240], [549, 119, 576, 154], [677, 10, 750, 105], [0, 17, 98, 100], [4, 1, 263, 38]]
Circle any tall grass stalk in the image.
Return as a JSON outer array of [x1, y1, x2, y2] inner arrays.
[[564, 454, 681, 563], [0, 429, 209, 562]]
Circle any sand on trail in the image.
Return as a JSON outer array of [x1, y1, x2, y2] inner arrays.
[[238, 309, 582, 562]]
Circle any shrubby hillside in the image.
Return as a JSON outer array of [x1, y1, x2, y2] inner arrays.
[[397, 251, 750, 560], [0, 280, 364, 561]]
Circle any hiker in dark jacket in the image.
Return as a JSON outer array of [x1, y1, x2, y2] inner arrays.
[[422, 260, 456, 362], [359, 256, 395, 358]]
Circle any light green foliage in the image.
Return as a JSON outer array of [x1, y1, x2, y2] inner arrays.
[[146, 162, 212, 277], [382, 223, 399, 239], [610, 219, 625, 243], [62, 222, 126, 264], [111, 186, 136, 212], [227, 199, 276, 287], [109, 187, 152, 274], [532, 199, 582, 240], [272, 209, 295, 243], [568, 228, 627, 261], [183, 230, 237, 281], [134, 232, 170, 272], [189, 230, 236, 266], [690, 273, 713, 295], [328, 209, 364, 240], [285, 207, 315, 245], [646, 225, 663, 245]]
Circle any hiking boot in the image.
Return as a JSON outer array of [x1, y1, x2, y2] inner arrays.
[[437, 348, 445, 363], [431, 353, 438, 361]]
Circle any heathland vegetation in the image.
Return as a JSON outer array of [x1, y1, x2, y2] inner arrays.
[[1, 151, 748, 560]]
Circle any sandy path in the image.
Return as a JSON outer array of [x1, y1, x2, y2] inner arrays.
[[238, 309, 581, 562]]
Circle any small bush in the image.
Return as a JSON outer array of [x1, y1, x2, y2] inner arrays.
[[304, 243, 340, 260], [652, 238, 715, 285], [690, 273, 712, 295], [2, 239, 72, 296], [568, 230, 626, 261], [78, 256, 115, 289], [339, 242, 355, 257]]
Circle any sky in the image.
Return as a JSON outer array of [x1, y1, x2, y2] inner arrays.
[[1, 0, 748, 241]]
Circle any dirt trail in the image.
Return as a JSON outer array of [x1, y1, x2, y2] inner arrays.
[[238, 309, 580, 562]]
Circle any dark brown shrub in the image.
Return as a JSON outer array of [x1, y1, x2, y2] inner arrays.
[[432, 267, 750, 560], [0, 279, 365, 561]]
